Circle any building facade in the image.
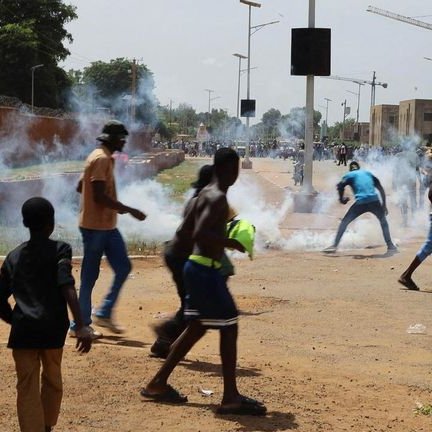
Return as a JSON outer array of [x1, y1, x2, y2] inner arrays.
[[398, 99, 432, 143], [369, 105, 399, 146], [369, 99, 432, 146]]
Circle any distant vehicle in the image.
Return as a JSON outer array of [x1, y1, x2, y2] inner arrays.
[[278, 145, 296, 160]]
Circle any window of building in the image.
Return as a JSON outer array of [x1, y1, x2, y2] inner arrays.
[[389, 115, 396, 124], [424, 113, 432, 122]]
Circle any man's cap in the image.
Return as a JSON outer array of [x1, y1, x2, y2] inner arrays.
[[227, 219, 256, 260], [191, 164, 214, 189], [97, 120, 129, 143]]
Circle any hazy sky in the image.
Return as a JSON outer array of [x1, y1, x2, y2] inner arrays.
[[62, 0, 431, 126]]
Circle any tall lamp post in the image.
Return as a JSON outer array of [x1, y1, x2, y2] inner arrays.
[[323, 97, 331, 137], [302, 0, 316, 193], [204, 88, 214, 128], [209, 95, 221, 126], [370, 71, 387, 108], [233, 53, 248, 119], [31, 64, 44, 114], [240, 0, 261, 169], [347, 83, 363, 139], [341, 99, 349, 140]]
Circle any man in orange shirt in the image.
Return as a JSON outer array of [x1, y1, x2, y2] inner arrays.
[[70, 120, 146, 339]]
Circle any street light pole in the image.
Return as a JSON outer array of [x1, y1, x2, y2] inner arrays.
[[303, 0, 315, 193], [341, 99, 347, 139], [233, 53, 247, 119], [370, 70, 387, 108], [130, 58, 137, 123], [347, 82, 363, 139], [30, 64, 44, 114], [324, 97, 331, 137], [204, 88, 214, 128], [240, 0, 261, 169], [210, 95, 221, 124]]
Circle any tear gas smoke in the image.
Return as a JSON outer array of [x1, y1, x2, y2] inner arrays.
[[0, 81, 429, 257]]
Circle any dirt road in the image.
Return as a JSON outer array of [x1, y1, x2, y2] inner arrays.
[[1, 158, 432, 431]]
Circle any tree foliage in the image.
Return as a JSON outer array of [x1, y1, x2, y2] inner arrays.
[[70, 58, 157, 125], [327, 118, 356, 141], [252, 107, 322, 140], [0, 0, 77, 108], [261, 108, 282, 137]]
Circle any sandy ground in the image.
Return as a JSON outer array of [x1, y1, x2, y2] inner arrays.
[[1, 158, 432, 431]]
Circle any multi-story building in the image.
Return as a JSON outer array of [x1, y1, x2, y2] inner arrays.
[[342, 122, 370, 143], [369, 99, 432, 146], [369, 104, 399, 146], [398, 99, 432, 143]]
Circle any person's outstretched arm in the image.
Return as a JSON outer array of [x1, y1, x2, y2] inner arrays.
[[92, 181, 146, 221]]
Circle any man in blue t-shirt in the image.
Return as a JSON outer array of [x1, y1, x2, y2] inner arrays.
[[323, 161, 397, 253]]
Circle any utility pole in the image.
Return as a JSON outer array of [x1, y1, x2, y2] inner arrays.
[[130, 58, 137, 123], [204, 89, 214, 128], [30, 64, 44, 114], [323, 97, 331, 137], [370, 71, 376, 107], [303, 0, 315, 193], [323, 74, 387, 116], [233, 53, 248, 119], [341, 99, 348, 140]]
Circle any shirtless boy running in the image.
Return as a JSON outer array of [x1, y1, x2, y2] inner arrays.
[[141, 147, 266, 416]]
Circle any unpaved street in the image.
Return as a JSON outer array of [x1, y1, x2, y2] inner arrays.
[[1, 158, 432, 431]]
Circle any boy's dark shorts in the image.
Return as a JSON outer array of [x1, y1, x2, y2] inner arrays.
[[184, 260, 238, 328]]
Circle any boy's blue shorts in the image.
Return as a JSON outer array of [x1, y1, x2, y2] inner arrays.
[[183, 260, 238, 328]]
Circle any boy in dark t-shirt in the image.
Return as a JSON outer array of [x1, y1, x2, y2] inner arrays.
[[0, 197, 92, 432]]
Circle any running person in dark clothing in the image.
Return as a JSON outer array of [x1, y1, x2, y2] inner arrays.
[[150, 164, 214, 358], [151, 165, 237, 358], [141, 148, 266, 415], [323, 161, 397, 254]]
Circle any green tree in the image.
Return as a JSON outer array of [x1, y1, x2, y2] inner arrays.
[[0, 0, 77, 108], [80, 58, 156, 124], [261, 108, 281, 138], [280, 107, 322, 139], [175, 103, 197, 133], [327, 118, 356, 141], [154, 120, 176, 141]]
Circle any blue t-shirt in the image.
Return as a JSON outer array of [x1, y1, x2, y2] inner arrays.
[[341, 169, 379, 203]]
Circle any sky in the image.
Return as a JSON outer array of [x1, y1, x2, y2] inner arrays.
[[62, 0, 432, 126]]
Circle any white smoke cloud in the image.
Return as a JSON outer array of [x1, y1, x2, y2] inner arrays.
[[116, 179, 182, 242], [228, 174, 293, 253]]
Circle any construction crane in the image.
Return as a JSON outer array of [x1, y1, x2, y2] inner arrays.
[[323, 72, 388, 109], [366, 6, 432, 31]]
